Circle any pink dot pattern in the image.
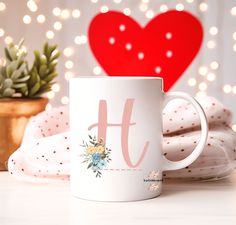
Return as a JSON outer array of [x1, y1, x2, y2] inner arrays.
[[8, 96, 236, 182]]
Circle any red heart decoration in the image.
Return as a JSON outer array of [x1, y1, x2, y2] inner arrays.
[[88, 10, 203, 91]]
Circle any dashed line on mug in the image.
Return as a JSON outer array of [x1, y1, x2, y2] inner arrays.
[[103, 168, 143, 171]]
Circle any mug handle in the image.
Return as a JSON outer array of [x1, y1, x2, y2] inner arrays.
[[162, 92, 208, 171]]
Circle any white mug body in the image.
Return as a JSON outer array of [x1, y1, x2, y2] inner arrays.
[[70, 76, 208, 201]]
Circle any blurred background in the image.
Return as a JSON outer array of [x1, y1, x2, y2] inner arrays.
[[0, 0, 235, 126]]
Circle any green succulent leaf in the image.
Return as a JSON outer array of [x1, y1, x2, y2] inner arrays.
[[14, 75, 30, 83], [29, 82, 40, 96], [8, 45, 17, 61], [12, 83, 27, 89], [3, 78, 13, 88], [28, 70, 39, 87], [50, 51, 60, 62], [0, 75, 3, 83], [18, 38, 24, 49], [43, 72, 57, 82], [46, 45, 57, 59], [6, 65, 13, 78], [20, 85, 28, 96], [40, 55, 47, 65], [8, 61, 18, 72], [4, 48, 12, 61], [11, 70, 23, 80], [27, 41, 60, 97], [3, 88, 15, 97], [0, 39, 59, 98], [33, 50, 41, 69], [39, 64, 48, 78], [43, 42, 48, 57], [40, 79, 47, 86]]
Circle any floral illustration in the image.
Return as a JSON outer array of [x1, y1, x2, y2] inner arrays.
[[149, 183, 159, 191], [80, 135, 111, 178], [143, 170, 162, 191], [148, 170, 160, 179]]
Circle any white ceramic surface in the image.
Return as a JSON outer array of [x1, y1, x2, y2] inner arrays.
[[70, 77, 208, 201]]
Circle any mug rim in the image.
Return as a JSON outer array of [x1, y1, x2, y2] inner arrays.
[[71, 76, 163, 81]]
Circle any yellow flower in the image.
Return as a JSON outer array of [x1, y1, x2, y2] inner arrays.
[[96, 145, 105, 154], [86, 146, 95, 154]]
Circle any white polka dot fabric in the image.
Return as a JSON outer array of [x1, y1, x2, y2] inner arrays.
[[8, 96, 236, 182]]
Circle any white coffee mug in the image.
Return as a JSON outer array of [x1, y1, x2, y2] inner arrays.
[[70, 76, 208, 201]]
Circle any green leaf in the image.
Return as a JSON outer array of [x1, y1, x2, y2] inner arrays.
[[33, 50, 41, 70], [12, 83, 27, 89], [26, 41, 60, 97], [17, 63, 26, 75], [28, 70, 39, 88], [29, 82, 40, 96], [16, 52, 27, 65], [3, 78, 13, 88], [8, 61, 18, 72], [40, 82, 52, 90], [43, 42, 49, 57], [6, 65, 13, 78], [82, 160, 89, 163], [8, 46, 17, 60], [3, 88, 15, 97], [87, 162, 93, 169], [88, 135, 93, 140], [48, 62, 57, 73], [17, 38, 24, 49], [46, 44, 57, 59], [40, 55, 47, 65], [40, 79, 47, 86], [36, 85, 52, 95], [50, 51, 60, 62], [43, 72, 57, 82], [15, 75, 30, 83], [0, 75, 3, 83], [20, 85, 28, 96], [39, 64, 48, 78], [4, 48, 12, 61]]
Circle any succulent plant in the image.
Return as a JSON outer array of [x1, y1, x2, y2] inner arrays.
[[0, 39, 60, 98], [28, 42, 60, 97], [0, 39, 30, 97]]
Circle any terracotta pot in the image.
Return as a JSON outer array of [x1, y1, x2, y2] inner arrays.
[[0, 98, 48, 171]]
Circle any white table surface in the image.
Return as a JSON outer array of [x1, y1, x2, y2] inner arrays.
[[0, 171, 236, 225]]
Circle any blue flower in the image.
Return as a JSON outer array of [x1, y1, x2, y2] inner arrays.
[[92, 158, 107, 171], [92, 153, 101, 164], [98, 159, 107, 168]]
